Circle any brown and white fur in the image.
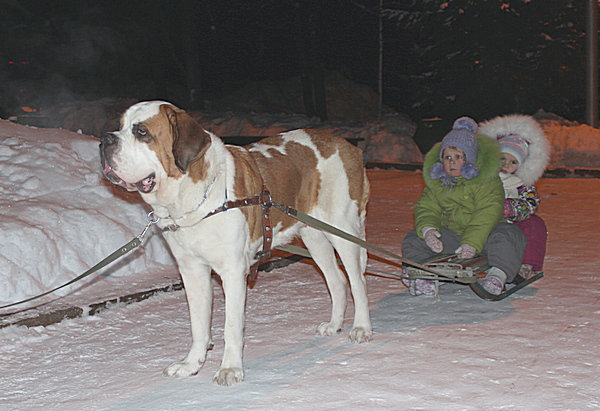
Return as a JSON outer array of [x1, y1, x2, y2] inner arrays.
[[99, 101, 372, 386]]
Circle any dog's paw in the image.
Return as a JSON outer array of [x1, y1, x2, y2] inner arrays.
[[163, 360, 202, 377], [213, 367, 244, 386], [316, 321, 342, 336], [349, 326, 372, 343]]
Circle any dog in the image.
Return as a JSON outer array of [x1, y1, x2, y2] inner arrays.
[[99, 101, 371, 386]]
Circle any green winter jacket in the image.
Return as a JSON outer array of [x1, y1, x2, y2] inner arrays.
[[415, 135, 504, 252]]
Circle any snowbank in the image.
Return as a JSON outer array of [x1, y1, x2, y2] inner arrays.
[[539, 120, 600, 167], [0, 120, 174, 306]]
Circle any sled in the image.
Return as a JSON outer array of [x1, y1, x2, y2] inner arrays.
[[263, 203, 543, 301], [267, 242, 542, 301], [404, 254, 544, 301]]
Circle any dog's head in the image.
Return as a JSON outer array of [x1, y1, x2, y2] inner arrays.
[[100, 101, 211, 193]]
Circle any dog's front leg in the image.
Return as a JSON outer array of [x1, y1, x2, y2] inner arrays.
[[163, 263, 213, 378], [213, 272, 247, 386]]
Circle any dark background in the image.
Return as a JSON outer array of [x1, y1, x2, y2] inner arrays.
[[0, 0, 589, 127]]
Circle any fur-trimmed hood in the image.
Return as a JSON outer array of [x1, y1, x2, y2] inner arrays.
[[479, 114, 550, 186]]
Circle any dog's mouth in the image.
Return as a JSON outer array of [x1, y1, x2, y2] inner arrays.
[[132, 172, 157, 193], [101, 156, 156, 194]]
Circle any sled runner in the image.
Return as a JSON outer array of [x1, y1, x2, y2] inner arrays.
[[404, 254, 544, 301]]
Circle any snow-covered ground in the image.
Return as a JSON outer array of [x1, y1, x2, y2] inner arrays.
[[0, 120, 599, 410]]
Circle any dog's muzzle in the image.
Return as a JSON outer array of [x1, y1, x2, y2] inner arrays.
[[99, 134, 157, 193]]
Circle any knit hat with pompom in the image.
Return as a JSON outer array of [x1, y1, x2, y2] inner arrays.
[[431, 116, 480, 180], [440, 117, 479, 164]]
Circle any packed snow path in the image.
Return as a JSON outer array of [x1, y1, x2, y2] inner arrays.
[[1, 171, 598, 410]]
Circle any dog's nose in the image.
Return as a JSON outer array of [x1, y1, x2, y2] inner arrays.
[[100, 133, 117, 146]]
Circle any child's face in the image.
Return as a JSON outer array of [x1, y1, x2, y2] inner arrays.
[[442, 147, 466, 177], [501, 152, 520, 174]]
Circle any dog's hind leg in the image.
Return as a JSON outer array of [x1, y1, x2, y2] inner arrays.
[[329, 230, 372, 343], [300, 226, 348, 337]]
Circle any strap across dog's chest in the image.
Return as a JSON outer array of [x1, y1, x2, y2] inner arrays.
[[163, 185, 273, 287]]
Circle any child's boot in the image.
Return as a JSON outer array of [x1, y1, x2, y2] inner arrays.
[[482, 267, 507, 295], [518, 264, 533, 280]]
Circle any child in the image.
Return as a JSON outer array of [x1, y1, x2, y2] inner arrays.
[[479, 114, 550, 278], [402, 116, 527, 296]]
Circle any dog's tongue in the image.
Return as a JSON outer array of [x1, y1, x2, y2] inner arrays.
[[102, 162, 112, 175], [136, 173, 156, 193], [102, 161, 155, 193]]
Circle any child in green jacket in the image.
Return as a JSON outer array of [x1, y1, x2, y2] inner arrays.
[[402, 117, 526, 295]]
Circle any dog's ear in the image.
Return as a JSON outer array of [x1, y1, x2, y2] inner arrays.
[[163, 105, 211, 173]]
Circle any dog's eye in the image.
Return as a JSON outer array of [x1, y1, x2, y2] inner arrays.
[[133, 124, 152, 141]]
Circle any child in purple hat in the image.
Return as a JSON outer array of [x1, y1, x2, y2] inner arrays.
[[402, 116, 527, 296]]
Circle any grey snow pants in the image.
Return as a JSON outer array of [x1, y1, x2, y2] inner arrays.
[[402, 222, 527, 282]]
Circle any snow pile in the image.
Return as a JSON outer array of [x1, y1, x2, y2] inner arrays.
[[0, 120, 174, 306], [539, 120, 600, 168]]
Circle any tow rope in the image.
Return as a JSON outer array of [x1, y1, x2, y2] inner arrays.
[[269, 201, 445, 276]]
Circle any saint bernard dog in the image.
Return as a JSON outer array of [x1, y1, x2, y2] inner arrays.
[[99, 101, 371, 386]]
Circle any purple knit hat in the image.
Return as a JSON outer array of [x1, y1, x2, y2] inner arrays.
[[430, 116, 480, 181], [440, 116, 479, 164]]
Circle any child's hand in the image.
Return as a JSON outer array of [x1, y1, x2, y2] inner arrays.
[[424, 228, 443, 253], [455, 244, 477, 259]]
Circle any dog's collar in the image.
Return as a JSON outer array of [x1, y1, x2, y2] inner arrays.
[[157, 172, 222, 231], [160, 186, 272, 233]]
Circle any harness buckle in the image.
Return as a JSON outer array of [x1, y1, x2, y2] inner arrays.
[[259, 187, 272, 208], [254, 250, 272, 260]]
